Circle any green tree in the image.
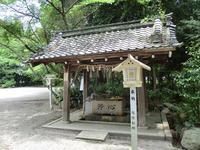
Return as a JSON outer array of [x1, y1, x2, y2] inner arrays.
[[175, 18, 200, 126]]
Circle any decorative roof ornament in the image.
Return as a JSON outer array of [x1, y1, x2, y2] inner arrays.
[[153, 19, 163, 34], [150, 18, 163, 43], [166, 13, 178, 45]]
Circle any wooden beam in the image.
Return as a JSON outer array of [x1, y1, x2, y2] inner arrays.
[[34, 54, 171, 68], [63, 64, 71, 123], [30, 47, 175, 65], [138, 69, 146, 127]]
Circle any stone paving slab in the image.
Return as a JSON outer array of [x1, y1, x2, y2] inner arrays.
[[76, 130, 108, 141], [43, 119, 165, 140]]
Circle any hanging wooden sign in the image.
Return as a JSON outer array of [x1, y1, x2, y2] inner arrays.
[[112, 54, 151, 88]]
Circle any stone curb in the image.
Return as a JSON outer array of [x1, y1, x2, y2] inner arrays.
[[161, 112, 173, 141]]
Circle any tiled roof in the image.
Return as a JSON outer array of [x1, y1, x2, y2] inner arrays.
[[30, 17, 181, 63]]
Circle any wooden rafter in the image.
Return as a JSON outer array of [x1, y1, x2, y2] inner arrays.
[[31, 47, 175, 66]]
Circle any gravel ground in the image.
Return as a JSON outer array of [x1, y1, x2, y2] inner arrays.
[[0, 89, 179, 150], [0, 87, 48, 102]]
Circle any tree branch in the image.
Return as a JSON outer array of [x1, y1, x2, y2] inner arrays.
[[27, 18, 43, 45], [24, 0, 40, 20], [5, 5, 40, 20], [73, 7, 99, 28], [46, 0, 68, 29], [0, 42, 24, 60], [65, 0, 80, 14], [46, 0, 62, 14], [0, 21, 36, 53]]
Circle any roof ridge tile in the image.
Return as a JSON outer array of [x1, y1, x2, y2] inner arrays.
[[61, 21, 154, 38]]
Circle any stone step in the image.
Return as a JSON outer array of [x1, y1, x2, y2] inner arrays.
[[76, 130, 108, 141]]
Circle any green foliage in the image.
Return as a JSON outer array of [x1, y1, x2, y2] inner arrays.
[[25, 65, 48, 84], [173, 18, 200, 126], [40, 0, 67, 30], [85, 0, 151, 25], [90, 72, 128, 97], [2, 79, 16, 87], [70, 86, 82, 103], [178, 14, 200, 128], [0, 18, 45, 87], [0, 0, 15, 4]]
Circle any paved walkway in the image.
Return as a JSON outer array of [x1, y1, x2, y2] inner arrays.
[[0, 87, 179, 150]]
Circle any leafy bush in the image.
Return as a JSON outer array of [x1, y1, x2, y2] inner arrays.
[[1, 79, 16, 88]]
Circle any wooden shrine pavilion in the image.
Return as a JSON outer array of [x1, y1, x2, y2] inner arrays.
[[29, 14, 182, 127]]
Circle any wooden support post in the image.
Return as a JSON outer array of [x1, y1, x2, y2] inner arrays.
[[152, 64, 156, 90], [143, 71, 149, 112], [83, 70, 89, 116], [138, 69, 146, 127], [63, 65, 71, 123]]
